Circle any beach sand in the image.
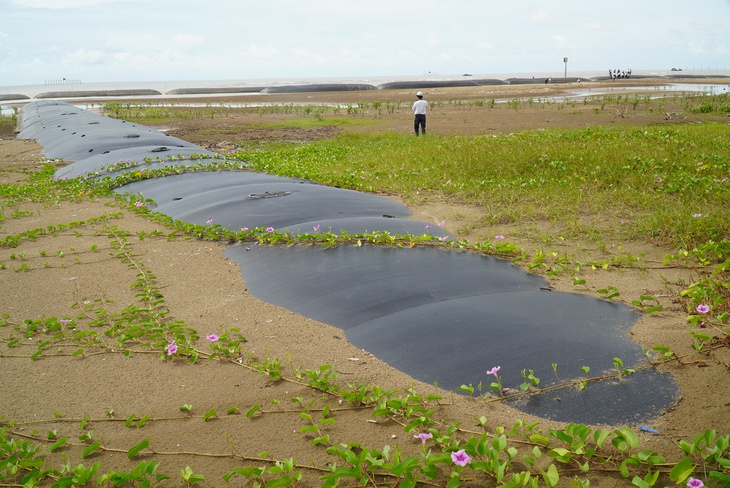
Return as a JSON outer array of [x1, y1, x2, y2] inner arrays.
[[1, 78, 729, 486]]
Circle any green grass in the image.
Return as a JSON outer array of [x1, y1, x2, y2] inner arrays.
[[235, 123, 730, 248]]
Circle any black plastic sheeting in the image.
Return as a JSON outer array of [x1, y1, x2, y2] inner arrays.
[[224, 245, 677, 424], [116, 171, 448, 237], [53, 146, 225, 180], [18, 100, 680, 425], [35, 89, 162, 99], [18, 100, 195, 162], [262, 84, 377, 93], [0, 94, 30, 101], [377, 79, 507, 90]]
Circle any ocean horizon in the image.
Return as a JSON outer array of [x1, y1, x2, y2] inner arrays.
[[3, 67, 730, 100]]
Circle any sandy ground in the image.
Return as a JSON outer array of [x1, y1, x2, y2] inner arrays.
[[1, 78, 729, 486]]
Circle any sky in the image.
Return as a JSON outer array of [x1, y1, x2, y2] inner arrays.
[[1, 0, 729, 87]]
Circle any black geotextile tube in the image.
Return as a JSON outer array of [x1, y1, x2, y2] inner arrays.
[[261, 83, 378, 93], [19, 100, 679, 425]]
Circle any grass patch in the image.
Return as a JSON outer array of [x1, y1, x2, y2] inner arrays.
[[235, 123, 730, 248]]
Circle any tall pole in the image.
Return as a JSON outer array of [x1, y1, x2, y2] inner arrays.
[[564, 57, 568, 78]]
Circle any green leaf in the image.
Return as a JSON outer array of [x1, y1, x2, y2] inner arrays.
[[202, 408, 216, 421], [669, 457, 694, 483], [81, 441, 101, 459], [127, 438, 150, 459], [547, 448, 573, 463], [49, 437, 67, 452], [312, 435, 330, 446], [594, 429, 610, 448], [246, 404, 260, 418], [631, 475, 651, 488], [616, 427, 639, 449], [530, 434, 550, 445], [543, 464, 559, 486]]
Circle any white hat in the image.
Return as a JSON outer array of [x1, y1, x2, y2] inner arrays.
[[416, 91, 423, 97]]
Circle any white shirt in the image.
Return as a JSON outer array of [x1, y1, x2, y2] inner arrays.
[[412, 99, 428, 115]]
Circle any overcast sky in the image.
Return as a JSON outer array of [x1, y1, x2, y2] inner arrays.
[[1, 0, 729, 87]]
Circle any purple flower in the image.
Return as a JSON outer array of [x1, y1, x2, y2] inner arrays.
[[687, 478, 704, 488], [438, 220, 445, 227], [241, 227, 249, 232], [313, 224, 320, 231], [495, 235, 504, 240], [59, 319, 72, 325], [656, 177, 663, 183], [414, 432, 433, 444], [445, 179, 451, 184], [693, 213, 702, 218], [166, 341, 178, 356], [451, 449, 472, 467], [425, 225, 432, 230], [696, 304, 710, 314], [266, 227, 275, 233], [206, 219, 214, 225], [521, 182, 527, 187], [486, 366, 501, 377], [206, 334, 219, 342], [439, 236, 448, 242], [134, 202, 145, 207], [697, 162, 703, 166]]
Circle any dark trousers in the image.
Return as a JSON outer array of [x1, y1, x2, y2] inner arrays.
[[414, 114, 426, 135]]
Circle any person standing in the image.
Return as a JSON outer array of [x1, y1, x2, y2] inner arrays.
[[412, 91, 428, 136]]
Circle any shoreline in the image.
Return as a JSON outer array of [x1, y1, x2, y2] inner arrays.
[[2, 73, 729, 104]]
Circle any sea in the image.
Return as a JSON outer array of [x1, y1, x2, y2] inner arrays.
[[2, 68, 729, 116]]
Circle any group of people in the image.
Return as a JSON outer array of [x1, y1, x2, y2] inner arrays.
[[609, 68, 632, 79]]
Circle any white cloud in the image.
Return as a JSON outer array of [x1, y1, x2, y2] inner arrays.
[[247, 44, 279, 60], [62, 49, 105, 65], [171, 34, 205, 46], [10, 0, 121, 8], [530, 9, 552, 23]]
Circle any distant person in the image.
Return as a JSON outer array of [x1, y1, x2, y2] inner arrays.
[[412, 91, 428, 136]]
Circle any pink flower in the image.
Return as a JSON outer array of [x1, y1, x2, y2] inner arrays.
[[266, 227, 275, 233], [134, 202, 145, 207], [414, 432, 433, 444], [656, 177, 663, 182], [445, 179, 451, 184], [313, 224, 320, 231], [693, 213, 702, 218], [439, 236, 448, 242], [696, 304, 710, 314], [487, 366, 501, 377], [521, 182, 527, 187], [438, 220, 445, 227], [206, 219, 213, 225], [241, 227, 249, 232], [206, 334, 219, 342], [495, 235, 504, 240], [166, 341, 178, 356], [687, 478, 704, 488], [451, 449, 472, 466], [425, 225, 432, 230], [697, 162, 703, 166]]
